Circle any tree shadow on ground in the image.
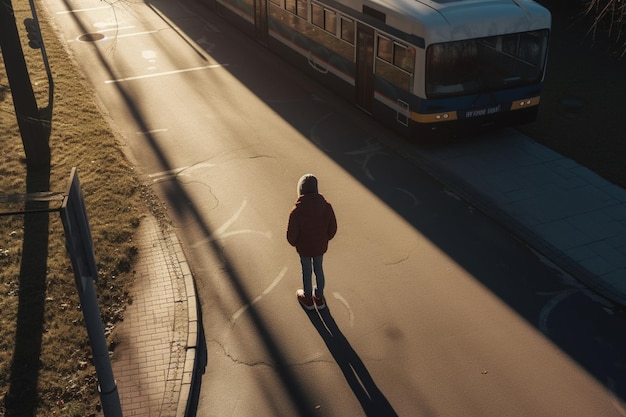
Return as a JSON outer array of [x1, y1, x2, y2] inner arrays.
[[55, 1, 320, 413], [3, 169, 50, 417]]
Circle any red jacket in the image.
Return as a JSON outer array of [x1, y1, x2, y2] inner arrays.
[[287, 193, 337, 257]]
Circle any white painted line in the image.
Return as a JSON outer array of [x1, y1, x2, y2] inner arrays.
[[55, 6, 111, 15], [395, 187, 419, 207], [344, 144, 385, 181], [332, 292, 354, 327], [97, 26, 136, 33], [190, 199, 271, 247], [217, 229, 273, 240], [104, 64, 226, 84], [136, 128, 168, 135], [148, 166, 188, 183], [148, 167, 186, 177], [113, 30, 161, 38], [214, 199, 247, 237], [149, 161, 218, 183], [538, 289, 577, 334], [230, 267, 288, 325], [68, 27, 144, 43]]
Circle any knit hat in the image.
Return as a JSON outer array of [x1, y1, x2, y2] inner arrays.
[[297, 174, 318, 195]]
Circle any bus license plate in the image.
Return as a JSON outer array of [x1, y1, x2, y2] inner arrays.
[[464, 105, 502, 118]]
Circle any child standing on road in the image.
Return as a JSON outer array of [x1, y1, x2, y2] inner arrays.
[[287, 174, 337, 310]]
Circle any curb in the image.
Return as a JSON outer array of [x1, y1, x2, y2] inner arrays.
[[165, 226, 199, 417]]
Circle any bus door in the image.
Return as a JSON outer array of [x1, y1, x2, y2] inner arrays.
[[355, 23, 375, 113], [254, 0, 268, 45]]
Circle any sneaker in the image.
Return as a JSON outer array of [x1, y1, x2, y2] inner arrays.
[[313, 295, 326, 309], [297, 289, 315, 310]]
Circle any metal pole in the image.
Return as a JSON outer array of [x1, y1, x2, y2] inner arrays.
[[78, 276, 123, 417], [60, 169, 123, 416]]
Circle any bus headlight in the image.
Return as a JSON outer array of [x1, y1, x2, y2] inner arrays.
[[511, 96, 541, 110]]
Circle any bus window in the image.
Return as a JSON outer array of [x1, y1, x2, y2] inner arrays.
[[311, 3, 336, 34], [296, 0, 307, 18], [502, 34, 518, 56], [341, 17, 355, 44], [285, 0, 306, 17], [312, 3, 324, 28], [393, 43, 414, 73], [518, 32, 543, 64], [285, 0, 296, 14], [377, 36, 393, 63], [324, 9, 337, 33], [425, 29, 549, 98]]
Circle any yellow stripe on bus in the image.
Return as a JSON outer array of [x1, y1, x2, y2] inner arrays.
[[411, 111, 459, 123], [410, 96, 541, 124]]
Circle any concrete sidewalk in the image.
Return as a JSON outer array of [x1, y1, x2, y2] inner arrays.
[[390, 128, 626, 308], [105, 215, 199, 417]]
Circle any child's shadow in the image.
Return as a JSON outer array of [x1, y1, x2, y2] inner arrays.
[[305, 306, 398, 417]]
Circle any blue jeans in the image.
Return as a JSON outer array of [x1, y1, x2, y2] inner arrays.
[[300, 255, 325, 298]]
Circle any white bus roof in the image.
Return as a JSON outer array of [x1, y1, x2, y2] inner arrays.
[[342, 0, 551, 44]]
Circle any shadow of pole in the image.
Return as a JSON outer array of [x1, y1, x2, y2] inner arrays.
[[159, 180, 318, 417], [3, 168, 51, 416], [58, 3, 319, 415], [305, 307, 398, 417]]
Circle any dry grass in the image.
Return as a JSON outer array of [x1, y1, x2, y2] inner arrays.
[[1, 1, 152, 415], [1, 0, 625, 416]]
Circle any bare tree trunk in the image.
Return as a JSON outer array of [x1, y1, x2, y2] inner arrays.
[[0, 0, 51, 169]]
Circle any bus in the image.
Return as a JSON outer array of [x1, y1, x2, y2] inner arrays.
[[201, 0, 551, 137]]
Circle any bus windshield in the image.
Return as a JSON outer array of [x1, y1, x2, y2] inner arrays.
[[425, 29, 549, 98]]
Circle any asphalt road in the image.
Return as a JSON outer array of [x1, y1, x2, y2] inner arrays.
[[44, 0, 626, 415]]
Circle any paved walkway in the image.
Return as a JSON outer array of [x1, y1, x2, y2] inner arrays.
[[105, 216, 198, 417], [387, 128, 626, 307]]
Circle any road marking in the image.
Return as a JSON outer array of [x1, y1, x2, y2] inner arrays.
[[136, 128, 168, 135], [104, 64, 226, 84], [110, 29, 160, 39], [148, 161, 217, 183], [214, 199, 247, 236], [96, 25, 135, 32], [55, 6, 111, 14], [216, 229, 272, 240], [537, 289, 578, 334], [395, 187, 419, 207], [69, 27, 147, 43], [332, 292, 354, 327], [189, 199, 272, 247], [345, 143, 385, 181], [148, 167, 187, 183], [230, 267, 288, 325]]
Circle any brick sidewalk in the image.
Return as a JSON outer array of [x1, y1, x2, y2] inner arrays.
[[102, 215, 198, 416]]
